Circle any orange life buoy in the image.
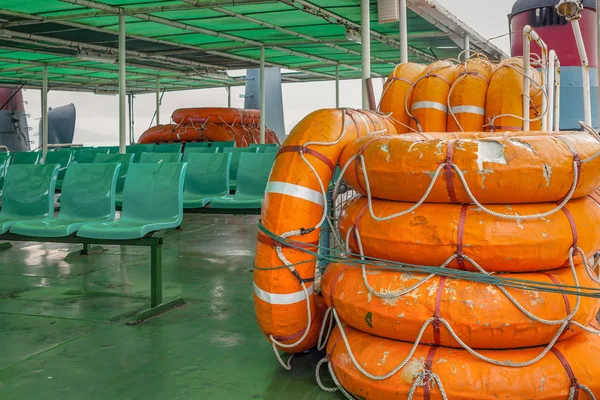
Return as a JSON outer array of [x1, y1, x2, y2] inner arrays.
[[322, 261, 599, 349], [326, 325, 600, 400], [340, 132, 600, 204], [171, 107, 260, 125], [379, 62, 426, 133], [485, 58, 544, 132], [339, 195, 600, 273], [409, 61, 458, 132], [254, 109, 396, 354], [447, 58, 496, 132]]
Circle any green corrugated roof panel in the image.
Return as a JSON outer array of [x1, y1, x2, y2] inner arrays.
[[0, 0, 506, 93]]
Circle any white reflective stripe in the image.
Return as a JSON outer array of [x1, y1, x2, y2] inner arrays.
[[253, 282, 314, 305], [411, 101, 448, 113], [450, 105, 485, 115], [265, 181, 324, 206]]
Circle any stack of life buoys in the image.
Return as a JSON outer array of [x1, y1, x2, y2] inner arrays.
[[253, 107, 600, 396], [379, 55, 545, 134], [138, 107, 281, 147]]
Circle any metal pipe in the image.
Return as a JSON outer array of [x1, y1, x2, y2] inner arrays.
[[227, 86, 231, 108], [522, 28, 531, 131], [335, 64, 340, 108], [128, 93, 135, 144], [547, 50, 556, 130], [155, 77, 160, 126], [522, 25, 548, 131], [398, 0, 408, 63], [259, 46, 266, 144], [554, 57, 561, 131], [48, 143, 84, 148], [464, 34, 470, 54], [571, 19, 592, 126], [42, 64, 48, 160], [118, 14, 126, 154], [361, 0, 371, 109], [597, 0, 600, 128]]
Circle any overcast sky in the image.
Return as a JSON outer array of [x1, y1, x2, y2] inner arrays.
[[21, 0, 515, 147]]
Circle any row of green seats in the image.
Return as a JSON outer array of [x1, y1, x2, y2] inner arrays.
[[182, 152, 276, 210], [2, 163, 186, 240]]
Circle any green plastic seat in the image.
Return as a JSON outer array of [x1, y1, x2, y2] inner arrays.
[[11, 163, 120, 237], [77, 163, 187, 240], [182, 153, 231, 208], [12, 152, 41, 165], [126, 144, 155, 162], [184, 147, 219, 155], [223, 147, 259, 191], [261, 147, 279, 153], [185, 142, 210, 148], [139, 152, 182, 163], [0, 152, 10, 192], [210, 153, 275, 209], [210, 141, 235, 152], [94, 153, 134, 205], [0, 164, 59, 233], [75, 149, 109, 164], [45, 150, 74, 190], [154, 143, 182, 154], [95, 146, 119, 154]]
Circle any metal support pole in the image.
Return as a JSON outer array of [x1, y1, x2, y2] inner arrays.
[[259, 45, 266, 144], [548, 51, 556, 131], [571, 19, 592, 126], [151, 243, 162, 307], [41, 64, 48, 160], [464, 34, 470, 55], [226, 86, 231, 108], [128, 94, 135, 144], [361, 0, 371, 109], [398, 0, 408, 63], [335, 64, 340, 108], [597, 0, 600, 127], [155, 77, 160, 126], [118, 14, 126, 154]]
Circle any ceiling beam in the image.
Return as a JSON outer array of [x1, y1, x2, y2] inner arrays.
[[278, 0, 435, 62], [205, 4, 394, 66], [58, 0, 380, 76]]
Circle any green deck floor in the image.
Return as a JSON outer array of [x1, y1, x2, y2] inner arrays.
[[0, 214, 335, 399]]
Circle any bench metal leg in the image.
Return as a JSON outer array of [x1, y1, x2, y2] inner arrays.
[[81, 243, 91, 255], [130, 241, 185, 324]]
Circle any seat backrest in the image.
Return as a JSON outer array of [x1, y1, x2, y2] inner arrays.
[[121, 163, 187, 224], [223, 147, 259, 182], [261, 147, 279, 153], [0, 152, 10, 190], [12, 151, 40, 165], [75, 149, 109, 163], [154, 143, 182, 154], [94, 153, 134, 193], [210, 141, 235, 151], [126, 144, 155, 162], [95, 146, 119, 154], [45, 150, 73, 169], [182, 153, 230, 196], [184, 147, 219, 155], [235, 153, 276, 197], [139, 152, 182, 163], [1, 164, 59, 219], [185, 142, 210, 148], [59, 163, 120, 222]]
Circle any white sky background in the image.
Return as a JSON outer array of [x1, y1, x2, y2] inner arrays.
[[21, 0, 514, 148]]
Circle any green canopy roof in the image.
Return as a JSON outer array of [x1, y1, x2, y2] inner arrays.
[[0, 0, 507, 94]]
